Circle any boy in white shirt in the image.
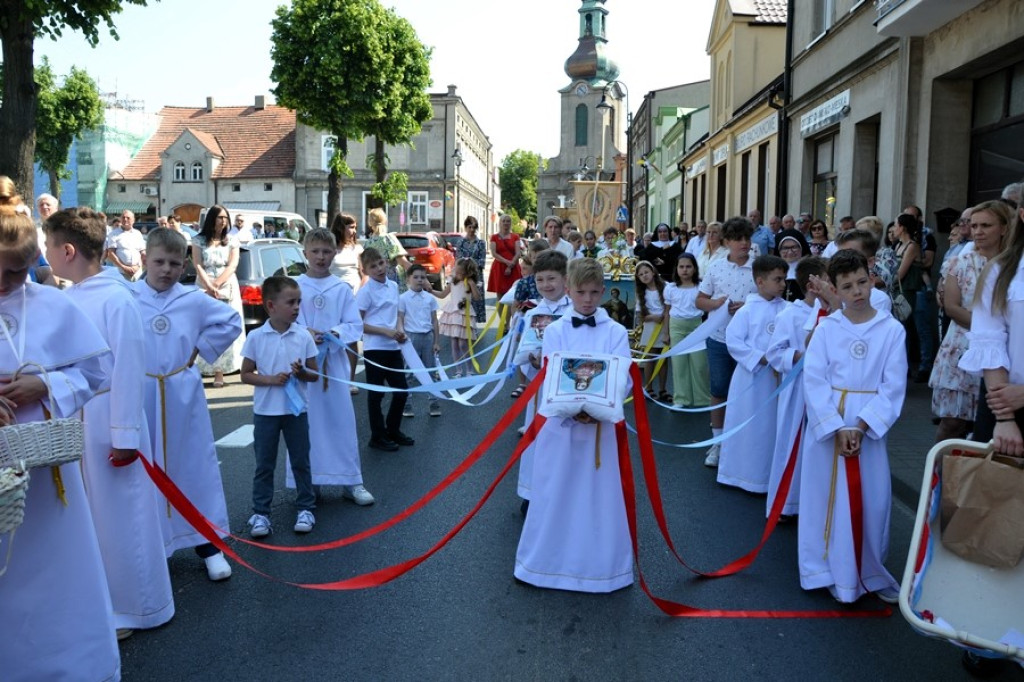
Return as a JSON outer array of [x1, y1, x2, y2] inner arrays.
[[696, 217, 759, 467], [241, 276, 319, 537], [515, 250, 572, 510], [355, 247, 413, 451], [132, 229, 241, 580], [398, 264, 441, 418], [717, 255, 788, 493], [799, 249, 907, 604], [296, 229, 373, 506], [45, 208, 174, 638]]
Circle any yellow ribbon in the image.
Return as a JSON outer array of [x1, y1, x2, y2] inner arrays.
[[146, 364, 190, 517], [637, 320, 666, 389], [823, 386, 877, 558], [40, 406, 68, 506]]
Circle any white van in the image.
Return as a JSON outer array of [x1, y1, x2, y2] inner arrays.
[[198, 208, 312, 242]]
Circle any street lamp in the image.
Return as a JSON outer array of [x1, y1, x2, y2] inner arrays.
[[596, 80, 631, 229], [452, 146, 463, 231]]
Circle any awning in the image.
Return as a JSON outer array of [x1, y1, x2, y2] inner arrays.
[[222, 201, 282, 211], [104, 201, 153, 214]]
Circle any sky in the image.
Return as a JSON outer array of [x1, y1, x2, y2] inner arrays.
[[37, 0, 716, 164]]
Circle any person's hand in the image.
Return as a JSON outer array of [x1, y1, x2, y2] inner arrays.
[[0, 373, 47, 408], [529, 353, 541, 370], [992, 421, 1023, 457], [291, 360, 307, 378], [433, 344, 441, 355], [308, 328, 324, 344], [0, 396, 17, 425], [709, 296, 727, 311], [505, 265, 512, 276], [838, 428, 862, 457], [270, 372, 290, 386], [987, 384, 1024, 414], [807, 274, 839, 310], [394, 330, 407, 343], [727, 300, 744, 315], [109, 447, 139, 466], [573, 411, 596, 424]]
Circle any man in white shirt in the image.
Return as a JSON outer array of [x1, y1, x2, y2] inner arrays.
[[105, 210, 146, 280], [685, 220, 708, 256]]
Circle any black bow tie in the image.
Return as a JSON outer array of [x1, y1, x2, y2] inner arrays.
[[571, 315, 596, 328]]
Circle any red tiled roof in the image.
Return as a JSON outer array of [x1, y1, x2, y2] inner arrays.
[[182, 127, 224, 158], [120, 105, 296, 181]]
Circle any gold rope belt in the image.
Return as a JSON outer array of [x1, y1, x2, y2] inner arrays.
[[146, 364, 190, 516], [823, 386, 877, 558]]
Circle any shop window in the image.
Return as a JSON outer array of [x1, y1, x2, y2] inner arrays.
[[974, 71, 1005, 128], [812, 132, 838, 225], [740, 151, 751, 217]]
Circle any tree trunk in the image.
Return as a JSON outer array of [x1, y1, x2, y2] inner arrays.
[[327, 135, 347, 226], [48, 169, 61, 200], [367, 136, 386, 209], [0, 12, 38, 199]]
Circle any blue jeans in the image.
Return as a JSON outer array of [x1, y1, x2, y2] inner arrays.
[[252, 413, 315, 515], [914, 289, 936, 371], [706, 338, 737, 400]]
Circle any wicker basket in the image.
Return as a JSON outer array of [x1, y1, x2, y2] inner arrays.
[[0, 465, 29, 535], [0, 363, 84, 471]]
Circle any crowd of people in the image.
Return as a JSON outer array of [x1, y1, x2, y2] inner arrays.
[[3, 167, 1024, 678]]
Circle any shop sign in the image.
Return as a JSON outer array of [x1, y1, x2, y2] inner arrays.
[[800, 90, 851, 137]]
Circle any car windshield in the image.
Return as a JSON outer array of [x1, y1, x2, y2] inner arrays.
[[397, 236, 429, 250]]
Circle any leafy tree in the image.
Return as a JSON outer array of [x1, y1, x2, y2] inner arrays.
[[34, 57, 103, 199], [0, 0, 148, 197], [500, 150, 545, 224], [271, 0, 432, 223]]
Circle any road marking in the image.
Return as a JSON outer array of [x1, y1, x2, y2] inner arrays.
[[216, 425, 254, 448]]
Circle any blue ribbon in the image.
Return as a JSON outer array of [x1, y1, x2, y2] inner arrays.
[[283, 375, 306, 416]]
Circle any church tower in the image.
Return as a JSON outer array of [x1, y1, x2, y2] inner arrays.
[[538, 0, 626, 224]]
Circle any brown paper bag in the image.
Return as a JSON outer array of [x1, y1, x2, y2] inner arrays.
[[940, 452, 1024, 569]]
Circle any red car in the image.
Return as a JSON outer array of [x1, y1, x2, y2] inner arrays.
[[395, 232, 455, 290]]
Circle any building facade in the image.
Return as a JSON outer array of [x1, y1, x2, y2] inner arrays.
[[293, 85, 495, 235], [784, 0, 1024, 229], [680, 0, 787, 227]]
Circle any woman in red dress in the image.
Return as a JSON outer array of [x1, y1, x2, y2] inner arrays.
[[486, 214, 522, 300]]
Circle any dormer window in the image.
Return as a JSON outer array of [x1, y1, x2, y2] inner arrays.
[[191, 162, 204, 181], [173, 161, 186, 181]]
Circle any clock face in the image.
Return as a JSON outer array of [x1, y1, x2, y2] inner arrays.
[[576, 83, 589, 97]]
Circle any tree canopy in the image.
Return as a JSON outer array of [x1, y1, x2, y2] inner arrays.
[[34, 57, 103, 199], [500, 150, 545, 224], [0, 0, 148, 197], [271, 0, 432, 221]]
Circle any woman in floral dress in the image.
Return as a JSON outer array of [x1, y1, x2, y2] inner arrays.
[[192, 204, 244, 387]]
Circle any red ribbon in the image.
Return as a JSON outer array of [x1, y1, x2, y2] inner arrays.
[[139, 368, 547, 588], [620, 363, 890, 618]]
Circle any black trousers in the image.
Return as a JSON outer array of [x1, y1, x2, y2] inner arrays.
[[364, 349, 409, 439]]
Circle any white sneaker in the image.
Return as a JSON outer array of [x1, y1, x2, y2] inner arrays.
[[294, 509, 315, 533], [342, 484, 375, 506], [204, 552, 232, 581], [704, 443, 720, 468], [248, 513, 271, 538], [402, 404, 415, 418]]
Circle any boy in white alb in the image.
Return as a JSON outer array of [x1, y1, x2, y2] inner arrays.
[[398, 263, 442, 418], [764, 257, 828, 518], [696, 217, 759, 467], [45, 208, 174, 639], [294, 229, 372, 505], [515, 250, 572, 509], [132, 229, 241, 580], [242, 276, 320, 537], [799, 250, 906, 604], [514, 259, 633, 592], [356, 247, 413, 452], [717, 255, 788, 493]]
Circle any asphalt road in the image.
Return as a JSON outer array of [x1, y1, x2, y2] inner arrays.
[[118, 335, 1024, 681]]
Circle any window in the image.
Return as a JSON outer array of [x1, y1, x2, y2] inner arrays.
[[321, 135, 336, 172], [811, 0, 835, 40], [812, 132, 838, 224], [264, 183, 273, 191], [756, 142, 769, 219], [715, 165, 727, 222], [575, 104, 588, 147], [407, 191, 428, 225], [190, 162, 203, 181], [739, 151, 751, 216], [173, 161, 186, 181], [118, 184, 126, 193], [259, 245, 307, 278], [232, 183, 241, 192]]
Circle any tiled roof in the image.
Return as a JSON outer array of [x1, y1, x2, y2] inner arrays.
[[120, 104, 296, 181], [751, 0, 787, 24]]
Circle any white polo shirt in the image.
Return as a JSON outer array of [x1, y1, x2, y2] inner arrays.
[[355, 276, 400, 351], [241, 320, 318, 416], [399, 289, 438, 334]]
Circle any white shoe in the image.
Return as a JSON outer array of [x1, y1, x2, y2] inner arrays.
[[204, 552, 232, 581], [342, 484, 375, 506], [402, 404, 415, 418], [704, 443, 720, 468], [294, 509, 315, 533], [248, 513, 271, 538]]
